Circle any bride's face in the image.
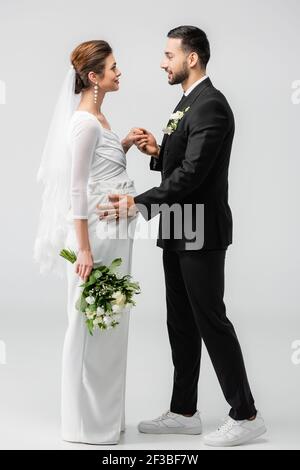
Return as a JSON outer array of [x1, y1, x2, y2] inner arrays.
[[97, 54, 121, 92]]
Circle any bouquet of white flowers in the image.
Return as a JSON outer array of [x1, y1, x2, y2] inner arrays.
[[60, 249, 141, 335]]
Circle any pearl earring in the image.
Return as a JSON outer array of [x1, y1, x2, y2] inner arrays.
[[94, 83, 99, 104]]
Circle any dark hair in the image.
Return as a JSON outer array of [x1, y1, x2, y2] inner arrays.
[[167, 26, 210, 68], [70, 40, 113, 94]]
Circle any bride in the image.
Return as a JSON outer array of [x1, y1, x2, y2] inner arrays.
[[34, 40, 141, 444]]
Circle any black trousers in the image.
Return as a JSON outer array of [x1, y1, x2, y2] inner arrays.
[[163, 248, 257, 421]]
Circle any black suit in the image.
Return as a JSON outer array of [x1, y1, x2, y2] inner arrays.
[[134, 78, 256, 420], [134, 77, 233, 251]]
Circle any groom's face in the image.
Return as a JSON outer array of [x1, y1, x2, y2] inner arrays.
[[160, 38, 189, 85]]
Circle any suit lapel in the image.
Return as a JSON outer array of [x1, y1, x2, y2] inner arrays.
[[160, 78, 213, 157], [160, 94, 186, 154]]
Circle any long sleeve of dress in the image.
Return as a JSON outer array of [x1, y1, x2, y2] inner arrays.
[[69, 118, 101, 219]]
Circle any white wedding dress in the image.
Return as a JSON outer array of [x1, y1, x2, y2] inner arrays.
[[61, 110, 137, 444]]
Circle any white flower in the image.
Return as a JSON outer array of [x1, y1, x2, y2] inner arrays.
[[112, 304, 123, 314], [103, 316, 112, 327], [170, 111, 184, 120], [112, 291, 126, 306], [86, 296, 95, 305], [86, 311, 96, 320], [162, 106, 190, 135], [96, 306, 105, 316], [162, 126, 173, 135], [113, 313, 121, 322], [93, 317, 103, 326]]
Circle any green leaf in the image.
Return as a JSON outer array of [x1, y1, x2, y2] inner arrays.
[[86, 319, 94, 336], [78, 295, 88, 312], [79, 272, 97, 289], [94, 270, 102, 279], [75, 298, 81, 311], [109, 258, 122, 272]]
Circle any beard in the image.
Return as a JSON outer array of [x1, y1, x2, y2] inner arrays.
[[169, 61, 189, 85]]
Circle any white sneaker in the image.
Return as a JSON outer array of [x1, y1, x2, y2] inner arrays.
[[138, 410, 202, 435], [203, 411, 267, 447]]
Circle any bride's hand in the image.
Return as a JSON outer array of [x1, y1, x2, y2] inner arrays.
[[75, 249, 94, 282], [121, 128, 144, 153], [134, 129, 159, 157]]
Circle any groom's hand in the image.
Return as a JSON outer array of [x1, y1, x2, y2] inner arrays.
[[121, 127, 144, 153], [96, 194, 138, 220], [134, 128, 160, 158]]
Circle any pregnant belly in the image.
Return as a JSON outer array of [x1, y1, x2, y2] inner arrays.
[[87, 178, 137, 231], [65, 178, 138, 251]]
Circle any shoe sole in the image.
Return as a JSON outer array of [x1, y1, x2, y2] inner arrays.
[[203, 426, 267, 447], [138, 425, 202, 435]]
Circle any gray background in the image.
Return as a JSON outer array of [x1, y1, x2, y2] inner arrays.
[[0, 0, 299, 449]]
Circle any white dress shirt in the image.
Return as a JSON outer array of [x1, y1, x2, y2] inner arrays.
[[183, 75, 209, 96]]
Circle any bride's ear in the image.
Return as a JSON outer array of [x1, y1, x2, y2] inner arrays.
[[87, 71, 98, 86]]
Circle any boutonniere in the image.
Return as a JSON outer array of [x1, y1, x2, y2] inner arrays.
[[162, 106, 190, 135]]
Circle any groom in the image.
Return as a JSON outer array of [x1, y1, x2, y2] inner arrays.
[[97, 26, 266, 447]]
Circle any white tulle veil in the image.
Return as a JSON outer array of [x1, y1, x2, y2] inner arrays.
[[33, 65, 80, 278]]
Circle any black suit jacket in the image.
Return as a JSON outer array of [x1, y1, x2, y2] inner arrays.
[[134, 77, 234, 251]]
